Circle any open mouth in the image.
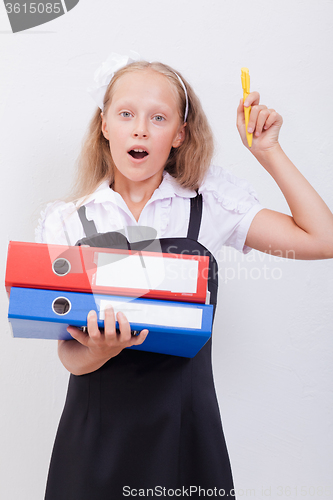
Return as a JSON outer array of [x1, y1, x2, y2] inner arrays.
[[128, 149, 149, 160]]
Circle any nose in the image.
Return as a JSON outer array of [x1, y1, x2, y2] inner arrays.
[[132, 116, 149, 139]]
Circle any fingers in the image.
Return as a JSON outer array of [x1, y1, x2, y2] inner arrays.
[[263, 109, 283, 130], [86, 309, 106, 345], [247, 104, 268, 134], [67, 325, 90, 346], [103, 307, 118, 343], [97, 306, 149, 347], [237, 90, 283, 151], [68, 307, 149, 352], [238, 91, 276, 134], [131, 329, 149, 346], [242, 100, 281, 137], [68, 310, 105, 347], [255, 108, 272, 135], [113, 309, 149, 347], [251, 107, 283, 136], [116, 311, 132, 342], [115, 311, 149, 346], [244, 91, 260, 108], [236, 93, 264, 133]]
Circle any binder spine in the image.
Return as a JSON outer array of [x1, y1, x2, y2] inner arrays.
[[5, 241, 209, 303], [8, 287, 213, 357]]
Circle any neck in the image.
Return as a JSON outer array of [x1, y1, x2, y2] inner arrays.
[[111, 171, 164, 221]]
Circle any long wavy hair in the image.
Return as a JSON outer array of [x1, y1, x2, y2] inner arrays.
[[68, 61, 214, 201]]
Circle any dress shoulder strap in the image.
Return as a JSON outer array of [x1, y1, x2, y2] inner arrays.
[[187, 192, 203, 241], [77, 194, 203, 242], [77, 205, 98, 237]]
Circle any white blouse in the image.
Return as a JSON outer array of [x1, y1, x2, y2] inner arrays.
[[35, 165, 264, 261]]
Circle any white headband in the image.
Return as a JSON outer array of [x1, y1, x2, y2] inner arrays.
[[173, 72, 189, 124], [87, 51, 189, 123]]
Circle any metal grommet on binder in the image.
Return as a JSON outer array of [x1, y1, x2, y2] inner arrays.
[[115, 328, 140, 336], [52, 297, 72, 315], [52, 258, 71, 276]]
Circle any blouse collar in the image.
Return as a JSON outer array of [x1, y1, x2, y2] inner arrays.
[[76, 171, 197, 207]]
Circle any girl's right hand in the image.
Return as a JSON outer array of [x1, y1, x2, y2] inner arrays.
[[67, 307, 149, 362]]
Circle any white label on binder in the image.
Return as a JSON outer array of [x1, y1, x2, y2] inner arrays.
[[96, 254, 148, 289], [95, 253, 198, 293], [99, 299, 203, 329]]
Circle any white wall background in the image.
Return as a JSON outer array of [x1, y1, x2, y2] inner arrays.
[[0, 1, 332, 498]]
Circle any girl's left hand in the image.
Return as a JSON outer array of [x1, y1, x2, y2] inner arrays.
[[236, 91, 283, 155]]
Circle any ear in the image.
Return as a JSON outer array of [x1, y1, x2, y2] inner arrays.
[[101, 112, 109, 140], [172, 123, 186, 148]]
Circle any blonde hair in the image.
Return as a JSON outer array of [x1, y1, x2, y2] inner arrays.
[[69, 61, 214, 201]]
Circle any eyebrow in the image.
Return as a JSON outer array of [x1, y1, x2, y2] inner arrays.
[[113, 100, 173, 115]]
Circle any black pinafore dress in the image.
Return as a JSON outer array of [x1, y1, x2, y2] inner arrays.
[[44, 193, 235, 499]]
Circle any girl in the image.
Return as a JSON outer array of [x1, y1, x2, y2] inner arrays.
[[36, 53, 333, 499]]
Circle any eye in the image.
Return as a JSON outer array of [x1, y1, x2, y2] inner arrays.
[[153, 115, 165, 122], [120, 111, 132, 118]]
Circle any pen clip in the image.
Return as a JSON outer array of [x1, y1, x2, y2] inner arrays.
[[241, 67, 250, 94]]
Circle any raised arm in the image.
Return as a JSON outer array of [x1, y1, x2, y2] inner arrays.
[[237, 92, 333, 260]]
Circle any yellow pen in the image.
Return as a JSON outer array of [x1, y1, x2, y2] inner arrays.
[[241, 67, 252, 148]]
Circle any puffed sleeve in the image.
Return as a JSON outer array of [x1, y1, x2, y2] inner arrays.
[[35, 200, 84, 246], [199, 165, 264, 254]]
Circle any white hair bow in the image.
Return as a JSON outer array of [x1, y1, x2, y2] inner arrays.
[[87, 51, 188, 122], [87, 50, 141, 110]]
